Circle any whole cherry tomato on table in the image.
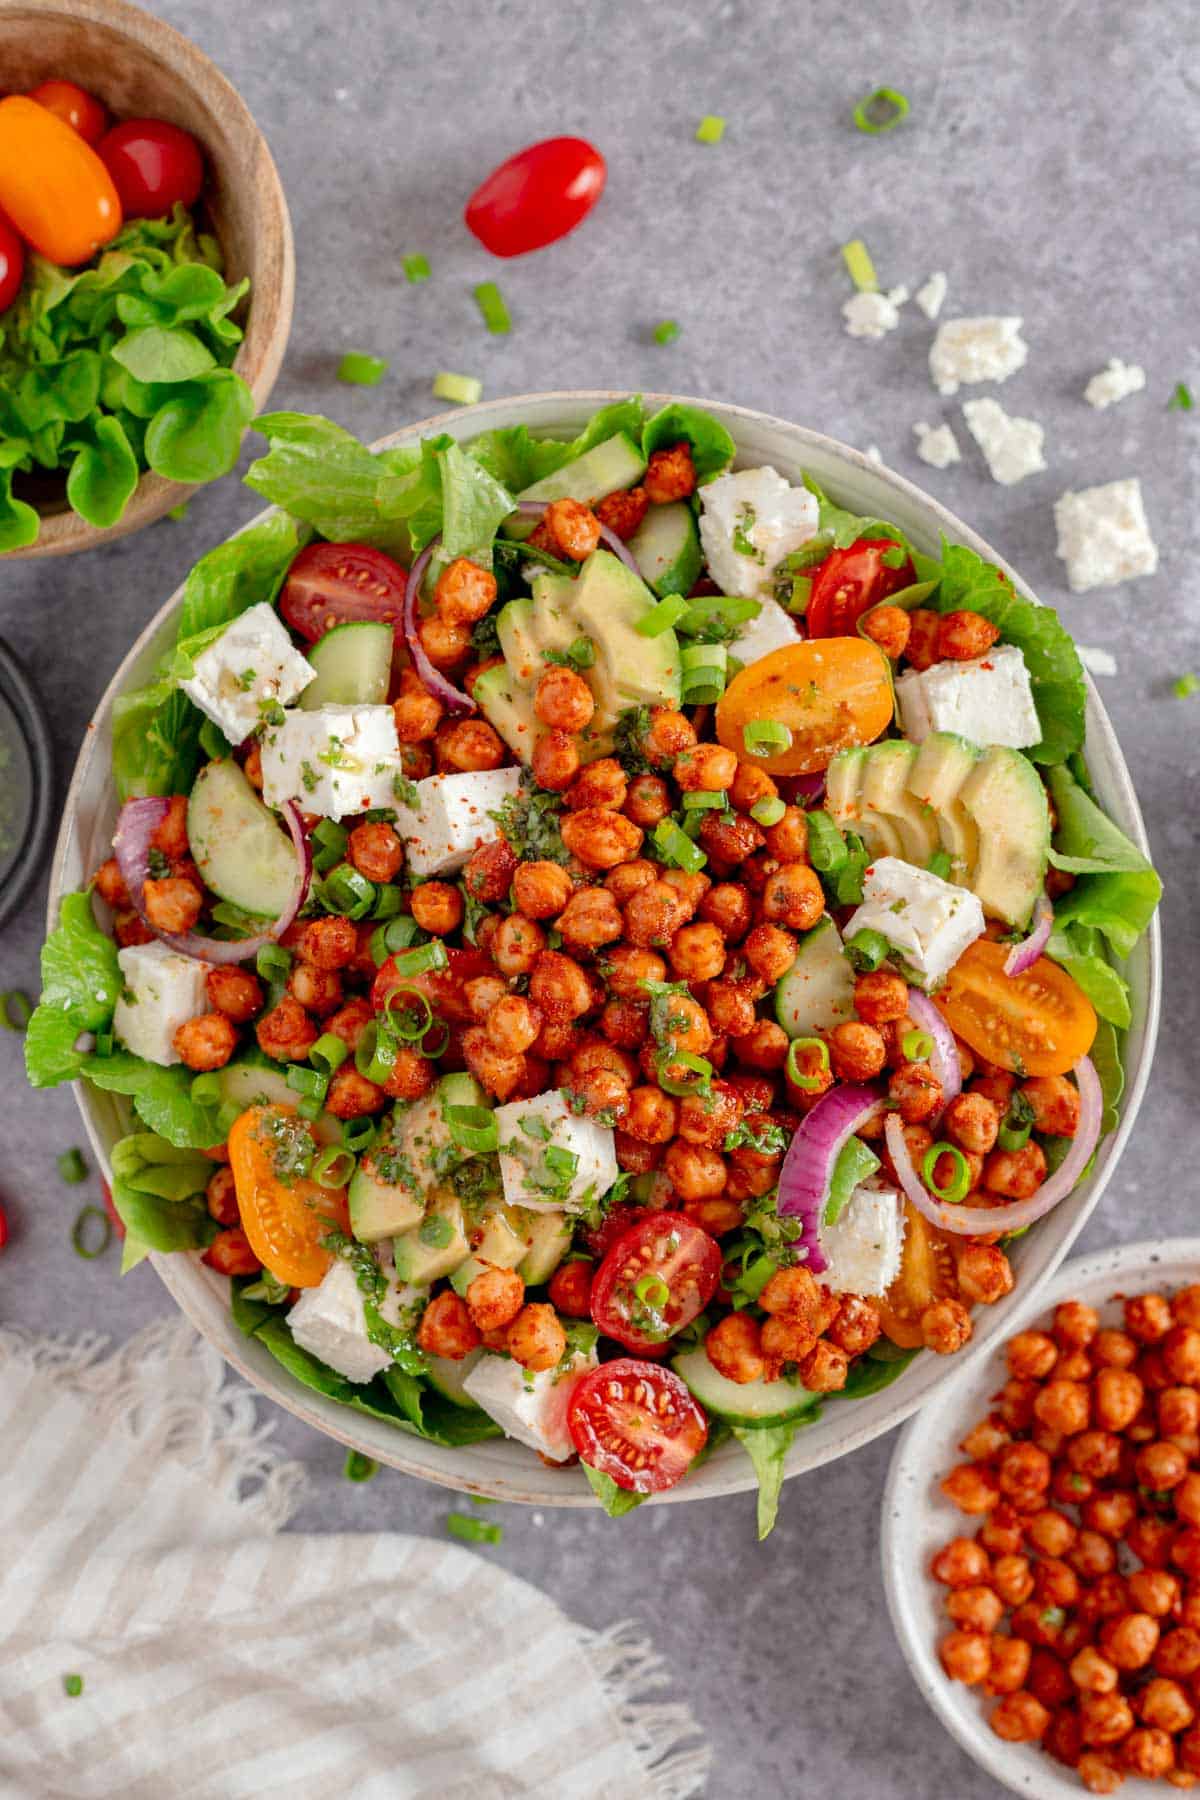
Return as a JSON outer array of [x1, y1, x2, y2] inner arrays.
[[27, 78, 109, 144], [567, 1357, 708, 1493], [805, 537, 916, 637], [0, 95, 122, 265], [279, 543, 409, 643], [98, 117, 204, 218], [0, 210, 25, 313], [465, 136, 606, 257]]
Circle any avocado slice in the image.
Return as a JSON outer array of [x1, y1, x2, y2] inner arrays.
[[506, 433, 648, 540], [393, 1188, 469, 1284], [519, 1210, 572, 1285], [348, 1148, 425, 1243], [908, 733, 981, 884], [860, 741, 941, 865], [497, 588, 577, 683], [449, 1200, 530, 1296], [570, 550, 682, 712], [959, 747, 1050, 927], [825, 746, 866, 829]]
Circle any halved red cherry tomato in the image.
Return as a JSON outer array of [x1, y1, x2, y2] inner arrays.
[[280, 543, 409, 645], [590, 1211, 721, 1353], [568, 1357, 708, 1493], [805, 538, 914, 638], [371, 945, 493, 1027], [581, 1202, 643, 1261], [465, 136, 606, 258], [97, 118, 204, 219], [0, 210, 24, 313], [28, 79, 109, 144]]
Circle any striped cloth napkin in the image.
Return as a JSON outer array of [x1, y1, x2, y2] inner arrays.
[[0, 1320, 710, 1800]]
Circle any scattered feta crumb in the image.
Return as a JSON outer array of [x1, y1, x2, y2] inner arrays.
[[1084, 358, 1146, 410], [532, 1512, 545, 1527], [913, 420, 961, 470], [887, 285, 909, 307], [962, 397, 1047, 486], [1076, 644, 1118, 677], [843, 291, 902, 340], [1054, 478, 1159, 593], [865, 443, 883, 464], [915, 271, 948, 320], [929, 316, 1028, 396]]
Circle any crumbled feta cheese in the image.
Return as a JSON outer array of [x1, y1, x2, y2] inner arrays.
[[1076, 644, 1118, 678], [843, 290, 902, 340], [733, 596, 800, 666], [697, 466, 820, 601], [929, 317, 1028, 396], [865, 444, 883, 465], [395, 767, 523, 877], [287, 1259, 393, 1386], [913, 421, 962, 470], [1054, 478, 1159, 593], [895, 644, 1041, 750], [1084, 358, 1146, 410], [844, 856, 985, 989], [820, 1184, 906, 1298], [915, 271, 948, 320], [494, 1089, 618, 1216], [462, 1348, 597, 1461], [887, 285, 910, 308], [180, 602, 315, 747], [112, 941, 210, 1067], [260, 704, 403, 820], [962, 397, 1047, 486]]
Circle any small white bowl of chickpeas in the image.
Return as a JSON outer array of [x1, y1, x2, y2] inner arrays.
[[883, 1237, 1200, 1797]]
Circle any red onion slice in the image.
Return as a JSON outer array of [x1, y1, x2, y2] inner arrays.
[[513, 499, 642, 576], [779, 771, 827, 807], [906, 987, 962, 1123], [777, 1083, 884, 1273], [1005, 893, 1054, 977], [402, 538, 476, 718], [883, 1054, 1102, 1239], [113, 794, 311, 966]]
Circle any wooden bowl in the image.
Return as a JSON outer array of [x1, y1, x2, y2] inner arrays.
[[0, 0, 293, 558]]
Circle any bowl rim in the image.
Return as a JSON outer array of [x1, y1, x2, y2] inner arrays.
[[2, 0, 295, 560], [881, 1236, 1197, 1800], [49, 388, 1163, 1505]]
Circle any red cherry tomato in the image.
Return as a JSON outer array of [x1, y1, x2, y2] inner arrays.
[[568, 1357, 708, 1493], [590, 1211, 721, 1354], [805, 538, 915, 638], [371, 946, 492, 1027], [28, 79, 109, 144], [464, 136, 606, 258], [581, 1203, 643, 1262], [280, 542, 409, 645], [97, 118, 204, 219], [0, 1199, 9, 1252], [0, 210, 25, 313]]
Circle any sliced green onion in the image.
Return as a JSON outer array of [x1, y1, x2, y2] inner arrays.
[[652, 818, 707, 873], [355, 1019, 387, 1079], [655, 1048, 712, 1096], [433, 371, 482, 406], [473, 281, 511, 335], [681, 789, 726, 811], [71, 1205, 111, 1259], [680, 641, 728, 703], [95, 1031, 114, 1058], [392, 941, 448, 978], [296, 1094, 324, 1121], [543, 1145, 579, 1180], [634, 1272, 670, 1308], [785, 574, 812, 616], [805, 811, 849, 873], [997, 1118, 1032, 1153], [1173, 673, 1198, 699], [446, 1104, 498, 1154], [344, 1449, 379, 1482], [695, 114, 726, 143], [321, 864, 376, 920], [57, 1147, 87, 1185], [311, 818, 348, 874], [852, 86, 910, 134], [338, 351, 389, 386], [922, 1142, 971, 1205], [403, 253, 430, 284], [742, 719, 792, 757], [190, 1071, 223, 1109], [841, 237, 879, 292], [1169, 381, 1193, 411], [637, 595, 690, 637], [418, 1020, 451, 1060], [287, 1064, 329, 1102], [256, 944, 292, 985], [372, 914, 420, 964], [384, 984, 434, 1042], [341, 1116, 377, 1154], [901, 1030, 934, 1063], [314, 1146, 355, 1189], [63, 1674, 84, 1698], [844, 929, 891, 972], [750, 795, 786, 828], [0, 989, 32, 1031], [677, 594, 760, 634], [653, 319, 680, 345], [927, 849, 952, 880], [447, 1511, 502, 1544], [785, 1035, 830, 1090], [310, 1033, 349, 1075]]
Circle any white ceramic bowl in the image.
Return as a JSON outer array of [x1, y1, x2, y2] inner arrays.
[[882, 1237, 1198, 1799], [51, 391, 1162, 1505]]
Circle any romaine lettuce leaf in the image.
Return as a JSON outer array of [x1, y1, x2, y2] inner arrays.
[[581, 1461, 647, 1517], [466, 423, 573, 492], [109, 1130, 215, 1256], [1046, 921, 1132, 1028], [85, 1050, 222, 1148], [731, 1421, 802, 1540], [24, 892, 121, 1088], [437, 440, 517, 561], [800, 474, 908, 550], [1045, 764, 1162, 962], [642, 401, 735, 484], [1046, 763, 1156, 876]]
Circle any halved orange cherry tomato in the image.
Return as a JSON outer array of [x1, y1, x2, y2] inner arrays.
[[0, 95, 122, 265], [876, 1203, 959, 1349], [228, 1104, 349, 1288], [715, 636, 893, 775], [27, 79, 109, 145], [934, 938, 1097, 1078], [806, 538, 915, 638]]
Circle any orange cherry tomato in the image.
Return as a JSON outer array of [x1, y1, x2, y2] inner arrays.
[[0, 95, 122, 265], [876, 1203, 959, 1349], [228, 1104, 349, 1288], [27, 79, 109, 145], [715, 636, 893, 775], [934, 938, 1097, 1078]]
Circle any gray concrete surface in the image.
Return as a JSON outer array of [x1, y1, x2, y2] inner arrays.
[[2, 0, 1199, 1792]]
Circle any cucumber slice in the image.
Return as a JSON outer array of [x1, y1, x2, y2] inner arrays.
[[506, 433, 648, 540], [425, 1349, 483, 1409], [217, 1060, 341, 1144], [188, 760, 300, 919], [628, 501, 703, 598], [672, 1345, 819, 1427], [774, 914, 857, 1039], [300, 621, 392, 709]]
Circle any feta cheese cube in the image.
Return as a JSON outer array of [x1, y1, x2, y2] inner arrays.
[[260, 704, 403, 820], [820, 1183, 906, 1298], [697, 466, 820, 602], [462, 1347, 597, 1461], [913, 421, 962, 470], [733, 596, 800, 666], [844, 855, 985, 989], [395, 767, 523, 878], [112, 941, 210, 1067], [962, 398, 1046, 486], [1054, 478, 1159, 593], [495, 1089, 618, 1216], [287, 1259, 393, 1386], [929, 317, 1028, 396], [896, 644, 1041, 750], [842, 290, 902, 340], [1084, 357, 1146, 410], [180, 602, 315, 746], [915, 271, 948, 320]]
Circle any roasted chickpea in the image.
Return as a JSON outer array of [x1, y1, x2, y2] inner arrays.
[[937, 609, 1001, 660], [409, 880, 464, 936], [594, 485, 649, 540], [92, 855, 129, 909], [530, 950, 593, 1021], [566, 761, 628, 816], [205, 967, 263, 1024], [540, 496, 602, 560], [618, 1085, 676, 1145], [642, 707, 696, 767], [1141, 1677, 1195, 1734], [983, 1636, 1032, 1698], [947, 1583, 1006, 1634], [382, 1048, 436, 1102], [1159, 1386, 1200, 1439], [1018, 1073, 1081, 1139], [662, 1140, 726, 1201], [799, 1339, 849, 1393], [531, 728, 581, 791], [492, 914, 547, 978], [149, 793, 189, 860], [624, 771, 672, 828], [1025, 1510, 1077, 1560], [827, 1020, 887, 1083], [393, 670, 444, 743], [1052, 1299, 1099, 1350], [978, 1503, 1025, 1555], [557, 888, 623, 952], [1071, 1645, 1121, 1697], [991, 1554, 1035, 1606], [1032, 1378, 1090, 1437], [932, 1536, 992, 1587], [465, 1267, 525, 1334], [960, 1417, 1011, 1461], [995, 1377, 1039, 1433], [705, 1312, 767, 1385], [486, 995, 542, 1058], [920, 1299, 972, 1355], [985, 1142, 1048, 1200], [1089, 1366, 1145, 1435], [419, 612, 472, 670], [664, 921, 724, 982], [827, 1294, 883, 1358], [114, 910, 154, 948], [997, 1441, 1051, 1500], [324, 1065, 387, 1119], [506, 1302, 567, 1372], [143, 876, 202, 934], [1027, 1648, 1073, 1710], [675, 1081, 740, 1148], [346, 820, 404, 884], [174, 1012, 237, 1071], [674, 742, 738, 793], [300, 916, 356, 971], [534, 664, 594, 732], [1092, 1332, 1138, 1374], [433, 555, 497, 624], [1126, 1292, 1174, 1343], [643, 441, 696, 503], [1174, 1285, 1200, 1329], [1137, 1439, 1189, 1491], [1079, 1691, 1136, 1749], [462, 838, 518, 906], [511, 860, 573, 920], [732, 1019, 790, 1072], [603, 944, 666, 997], [437, 717, 506, 773], [288, 960, 343, 1017], [940, 1630, 992, 1686], [418, 1291, 481, 1361], [1125, 1516, 1176, 1571], [889, 1061, 943, 1124], [957, 1243, 1016, 1308], [1083, 1490, 1138, 1541], [256, 996, 318, 1062], [943, 1091, 1001, 1157], [461, 1025, 526, 1101], [852, 970, 909, 1025], [1098, 1613, 1161, 1672], [861, 603, 911, 660], [990, 1691, 1051, 1743], [1161, 1325, 1200, 1386], [905, 610, 941, 672], [559, 806, 643, 870], [697, 809, 765, 865], [703, 977, 758, 1040]]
